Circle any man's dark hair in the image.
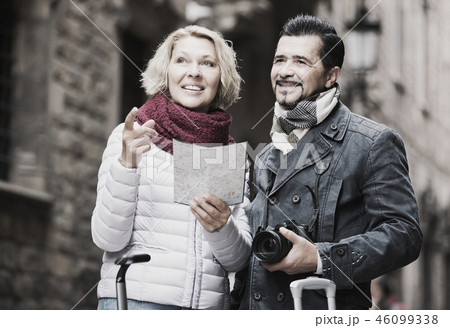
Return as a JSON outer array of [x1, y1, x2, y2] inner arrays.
[[280, 14, 345, 71]]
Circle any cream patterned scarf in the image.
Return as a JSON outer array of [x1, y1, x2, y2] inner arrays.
[[270, 83, 340, 155]]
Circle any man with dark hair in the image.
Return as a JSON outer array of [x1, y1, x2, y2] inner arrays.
[[238, 14, 422, 310]]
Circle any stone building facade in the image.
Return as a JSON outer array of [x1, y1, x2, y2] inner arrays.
[[1, 0, 127, 309], [1, 0, 448, 310]]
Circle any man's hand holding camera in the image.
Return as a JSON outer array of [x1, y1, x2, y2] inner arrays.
[[261, 227, 318, 275]]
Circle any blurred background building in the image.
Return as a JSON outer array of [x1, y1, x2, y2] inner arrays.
[[0, 0, 448, 309]]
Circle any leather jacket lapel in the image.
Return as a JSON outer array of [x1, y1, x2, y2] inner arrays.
[[264, 102, 351, 195], [270, 131, 332, 194]]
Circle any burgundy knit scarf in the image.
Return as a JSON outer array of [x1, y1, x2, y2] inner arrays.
[[136, 93, 234, 153]]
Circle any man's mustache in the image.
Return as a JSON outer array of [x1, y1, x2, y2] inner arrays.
[[276, 79, 303, 88]]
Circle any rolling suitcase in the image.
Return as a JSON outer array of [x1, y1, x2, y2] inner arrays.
[[290, 276, 336, 310], [115, 254, 151, 310]]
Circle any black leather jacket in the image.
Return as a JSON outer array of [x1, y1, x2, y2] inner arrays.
[[240, 102, 422, 310]]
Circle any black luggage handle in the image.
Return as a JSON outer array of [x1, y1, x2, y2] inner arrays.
[[115, 254, 151, 310]]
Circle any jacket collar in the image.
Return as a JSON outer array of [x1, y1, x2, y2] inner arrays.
[[320, 101, 351, 141], [262, 102, 351, 194]]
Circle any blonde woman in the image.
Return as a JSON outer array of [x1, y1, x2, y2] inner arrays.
[[92, 25, 251, 310]]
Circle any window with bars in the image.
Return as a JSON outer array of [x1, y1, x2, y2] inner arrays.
[[0, 0, 13, 180]]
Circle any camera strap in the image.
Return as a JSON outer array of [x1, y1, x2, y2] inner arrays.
[[307, 154, 332, 235], [258, 152, 332, 234], [260, 171, 275, 230]]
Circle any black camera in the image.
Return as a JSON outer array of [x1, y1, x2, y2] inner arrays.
[[252, 220, 311, 263]]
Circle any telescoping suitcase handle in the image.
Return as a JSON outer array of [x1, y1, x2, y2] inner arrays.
[[115, 254, 151, 310], [290, 277, 336, 310]]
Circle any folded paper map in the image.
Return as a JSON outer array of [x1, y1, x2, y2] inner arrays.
[[173, 139, 247, 205]]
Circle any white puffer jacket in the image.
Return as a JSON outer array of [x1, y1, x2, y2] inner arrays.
[[91, 123, 252, 309]]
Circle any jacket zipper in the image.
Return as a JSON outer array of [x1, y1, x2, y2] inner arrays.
[[190, 217, 197, 308]]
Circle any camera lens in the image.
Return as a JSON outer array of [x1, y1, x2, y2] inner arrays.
[[252, 221, 306, 264], [252, 230, 285, 263], [262, 237, 277, 252]]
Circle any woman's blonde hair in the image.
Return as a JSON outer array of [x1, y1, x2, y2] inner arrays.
[[140, 25, 241, 110]]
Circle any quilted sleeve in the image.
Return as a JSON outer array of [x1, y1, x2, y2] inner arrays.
[[91, 123, 140, 252], [202, 167, 252, 272]]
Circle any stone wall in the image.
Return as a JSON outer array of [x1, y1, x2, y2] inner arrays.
[[45, 0, 124, 310], [0, 182, 52, 309], [0, 0, 125, 309]]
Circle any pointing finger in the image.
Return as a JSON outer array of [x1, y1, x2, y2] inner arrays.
[[124, 107, 138, 131]]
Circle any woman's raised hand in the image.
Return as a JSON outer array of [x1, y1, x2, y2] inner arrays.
[[118, 107, 158, 168]]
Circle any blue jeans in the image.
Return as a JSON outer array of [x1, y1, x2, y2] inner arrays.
[[98, 298, 191, 310]]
